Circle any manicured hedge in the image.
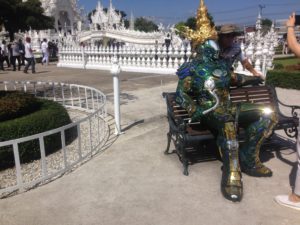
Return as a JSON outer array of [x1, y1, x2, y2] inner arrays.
[[0, 91, 40, 121], [0, 99, 77, 169], [266, 70, 300, 90]]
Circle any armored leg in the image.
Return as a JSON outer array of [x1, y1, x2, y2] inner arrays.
[[218, 122, 243, 202], [240, 113, 277, 177]]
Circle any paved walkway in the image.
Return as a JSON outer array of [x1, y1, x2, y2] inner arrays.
[[0, 64, 300, 225]]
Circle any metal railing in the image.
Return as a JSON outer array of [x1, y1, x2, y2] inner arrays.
[[0, 81, 108, 197]]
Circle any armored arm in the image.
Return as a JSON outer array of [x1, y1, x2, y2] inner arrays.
[[176, 77, 202, 120], [231, 73, 264, 87], [176, 76, 219, 122]]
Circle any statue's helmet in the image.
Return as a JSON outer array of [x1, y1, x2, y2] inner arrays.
[[183, 0, 218, 50], [196, 39, 220, 60]]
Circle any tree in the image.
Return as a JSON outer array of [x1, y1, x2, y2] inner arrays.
[[134, 17, 158, 32], [174, 22, 186, 36], [0, 0, 54, 41], [175, 13, 215, 35], [261, 18, 273, 34], [185, 17, 197, 30], [262, 18, 272, 28]]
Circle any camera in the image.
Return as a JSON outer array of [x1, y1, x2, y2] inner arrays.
[[295, 15, 300, 26]]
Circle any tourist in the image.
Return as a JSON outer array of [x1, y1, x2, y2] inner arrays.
[[41, 38, 49, 65], [23, 37, 36, 74], [275, 12, 300, 210], [164, 33, 172, 50], [0, 46, 4, 70], [286, 13, 300, 57], [1, 40, 10, 68], [11, 40, 21, 71], [48, 40, 55, 58], [218, 24, 262, 77], [18, 39, 25, 65], [7, 42, 13, 69], [282, 34, 289, 55]]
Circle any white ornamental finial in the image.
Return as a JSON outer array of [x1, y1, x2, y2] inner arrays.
[[97, 1, 102, 10]]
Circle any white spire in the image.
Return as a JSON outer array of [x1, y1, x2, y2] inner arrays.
[[97, 1, 102, 10], [256, 7, 262, 31], [130, 12, 135, 30]]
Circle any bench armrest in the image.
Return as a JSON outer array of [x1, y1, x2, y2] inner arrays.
[[277, 99, 300, 118]]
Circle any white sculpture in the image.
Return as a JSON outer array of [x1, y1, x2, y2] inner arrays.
[[41, 0, 81, 33], [235, 9, 278, 78]]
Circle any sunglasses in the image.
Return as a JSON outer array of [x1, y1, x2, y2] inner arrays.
[[221, 33, 236, 38]]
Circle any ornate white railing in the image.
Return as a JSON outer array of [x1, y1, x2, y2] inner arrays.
[[78, 29, 165, 43], [0, 81, 108, 198], [57, 45, 192, 74]]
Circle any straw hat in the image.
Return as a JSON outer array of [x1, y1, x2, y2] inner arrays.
[[218, 24, 241, 35]]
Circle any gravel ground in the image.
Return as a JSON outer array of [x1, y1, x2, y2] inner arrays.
[[0, 109, 110, 198]]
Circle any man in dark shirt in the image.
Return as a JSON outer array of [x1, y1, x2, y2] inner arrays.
[[18, 39, 25, 66], [0, 46, 4, 70], [218, 24, 262, 77]]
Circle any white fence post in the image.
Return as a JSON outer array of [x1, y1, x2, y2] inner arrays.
[[110, 56, 122, 135]]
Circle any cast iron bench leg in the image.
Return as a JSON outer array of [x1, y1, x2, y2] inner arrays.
[[164, 130, 172, 155], [180, 141, 189, 176]]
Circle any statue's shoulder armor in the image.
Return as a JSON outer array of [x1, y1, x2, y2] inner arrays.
[[177, 60, 210, 80], [176, 62, 194, 79]]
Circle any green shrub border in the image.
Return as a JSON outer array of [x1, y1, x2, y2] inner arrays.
[[0, 91, 40, 122], [266, 70, 300, 90], [0, 99, 77, 169]]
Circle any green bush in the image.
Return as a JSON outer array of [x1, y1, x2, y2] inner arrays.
[[0, 99, 77, 169], [273, 63, 284, 70], [266, 70, 300, 90], [273, 57, 300, 67], [0, 91, 40, 121]]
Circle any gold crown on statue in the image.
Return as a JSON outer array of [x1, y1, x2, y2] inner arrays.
[[184, 0, 218, 48]]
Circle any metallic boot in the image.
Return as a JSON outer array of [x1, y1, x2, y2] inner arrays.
[[240, 114, 277, 177], [240, 136, 273, 177], [219, 123, 243, 202]]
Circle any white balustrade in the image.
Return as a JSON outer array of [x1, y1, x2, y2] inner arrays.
[[58, 20, 278, 77], [58, 43, 192, 74]]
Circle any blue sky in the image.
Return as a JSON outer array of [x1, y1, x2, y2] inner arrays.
[[78, 0, 300, 26]]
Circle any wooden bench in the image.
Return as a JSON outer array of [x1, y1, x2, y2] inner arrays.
[[163, 85, 300, 175]]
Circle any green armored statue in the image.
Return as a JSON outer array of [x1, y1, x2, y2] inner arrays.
[[175, 0, 277, 202]]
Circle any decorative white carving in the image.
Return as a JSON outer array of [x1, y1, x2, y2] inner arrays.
[[40, 0, 81, 33], [235, 10, 278, 78]]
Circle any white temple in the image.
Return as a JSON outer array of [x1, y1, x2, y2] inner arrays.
[[5, 0, 277, 76], [91, 0, 123, 30], [17, 0, 182, 49], [41, 0, 82, 34], [21, 0, 81, 34]]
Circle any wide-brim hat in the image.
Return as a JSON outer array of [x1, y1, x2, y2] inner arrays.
[[218, 24, 242, 35]]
